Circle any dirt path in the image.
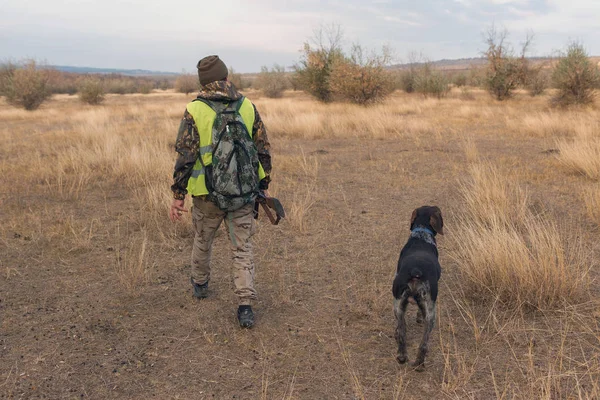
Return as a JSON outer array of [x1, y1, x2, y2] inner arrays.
[[1, 133, 596, 399]]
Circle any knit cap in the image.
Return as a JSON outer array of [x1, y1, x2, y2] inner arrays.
[[196, 55, 228, 86]]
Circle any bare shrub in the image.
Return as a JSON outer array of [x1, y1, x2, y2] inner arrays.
[[451, 163, 590, 309], [256, 64, 288, 98], [414, 64, 450, 99], [552, 42, 599, 107], [78, 77, 105, 105], [47, 70, 78, 95], [295, 24, 344, 102], [104, 76, 137, 94], [483, 27, 530, 100], [288, 72, 301, 91], [468, 65, 486, 87], [0, 62, 16, 96], [329, 44, 394, 105], [175, 73, 199, 95], [453, 73, 468, 87], [396, 52, 426, 93], [399, 69, 417, 93], [3, 60, 52, 110], [138, 81, 154, 94], [228, 67, 246, 90], [525, 66, 549, 97]]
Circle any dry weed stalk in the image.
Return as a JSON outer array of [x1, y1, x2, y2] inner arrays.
[[115, 228, 151, 293]]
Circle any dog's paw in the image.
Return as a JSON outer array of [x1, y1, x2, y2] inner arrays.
[[396, 354, 408, 364], [411, 360, 425, 372]]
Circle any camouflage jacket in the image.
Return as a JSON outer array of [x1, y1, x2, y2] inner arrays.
[[171, 80, 272, 200]]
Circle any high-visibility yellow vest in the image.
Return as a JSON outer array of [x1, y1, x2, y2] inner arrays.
[[185, 97, 266, 196]]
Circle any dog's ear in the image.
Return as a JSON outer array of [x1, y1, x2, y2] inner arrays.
[[410, 208, 418, 230], [429, 207, 444, 235]]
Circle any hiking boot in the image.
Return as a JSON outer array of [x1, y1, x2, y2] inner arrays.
[[237, 305, 254, 328], [191, 278, 209, 299]]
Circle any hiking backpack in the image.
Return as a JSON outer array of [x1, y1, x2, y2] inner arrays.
[[195, 97, 260, 211]]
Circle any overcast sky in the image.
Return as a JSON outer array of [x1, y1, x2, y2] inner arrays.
[[1, 0, 598, 73]]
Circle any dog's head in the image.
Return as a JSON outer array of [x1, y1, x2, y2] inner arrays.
[[410, 206, 444, 235]]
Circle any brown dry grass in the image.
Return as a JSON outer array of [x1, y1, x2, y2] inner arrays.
[[452, 163, 591, 309], [1, 88, 599, 399]]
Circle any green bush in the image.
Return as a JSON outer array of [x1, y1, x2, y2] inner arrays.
[[414, 64, 450, 99], [78, 77, 105, 105], [399, 69, 417, 93], [552, 42, 599, 107], [0, 62, 16, 97], [453, 73, 468, 87], [2, 60, 52, 110]]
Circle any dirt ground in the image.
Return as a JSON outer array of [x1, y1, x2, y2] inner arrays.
[[1, 91, 599, 399]]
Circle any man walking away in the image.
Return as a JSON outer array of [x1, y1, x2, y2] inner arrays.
[[169, 55, 272, 328]]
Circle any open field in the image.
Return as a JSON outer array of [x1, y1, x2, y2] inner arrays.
[[1, 88, 600, 399]]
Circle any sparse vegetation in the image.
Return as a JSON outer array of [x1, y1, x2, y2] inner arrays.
[[525, 65, 549, 96], [2, 71, 600, 399], [329, 44, 394, 105], [78, 77, 105, 105], [453, 73, 468, 87], [228, 67, 246, 90], [256, 64, 288, 98], [175, 73, 199, 94], [483, 27, 530, 100], [295, 24, 344, 102], [414, 63, 450, 98], [2, 59, 52, 110], [552, 42, 600, 107]]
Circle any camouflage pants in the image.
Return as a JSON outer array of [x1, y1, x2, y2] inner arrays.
[[191, 196, 257, 305]]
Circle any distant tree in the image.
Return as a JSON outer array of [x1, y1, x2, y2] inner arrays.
[[78, 77, 105, 105], [256, 64, 288, 98], [329, 44, 394, 105], [483, 26, 530, 100], [175, 73, 198, 95], [2, 60, 53, 110], [552, 42, 599, 106], [295, 23, 344, 102]]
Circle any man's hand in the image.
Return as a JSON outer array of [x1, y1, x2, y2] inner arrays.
[[169, 199, 188, 222]]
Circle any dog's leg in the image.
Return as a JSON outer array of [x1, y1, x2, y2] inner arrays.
[[413, 289, 435, 371], [416, 308, 424, 324], [394, 293, 409, 364]]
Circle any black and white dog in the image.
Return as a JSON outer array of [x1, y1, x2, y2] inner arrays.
[[392, 206, 443, 370]]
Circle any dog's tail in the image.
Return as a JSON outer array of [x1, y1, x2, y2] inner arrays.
[[407, 268, 423, 292]]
